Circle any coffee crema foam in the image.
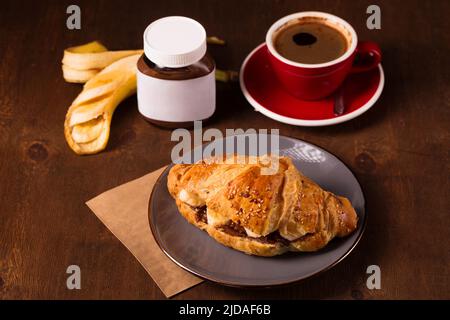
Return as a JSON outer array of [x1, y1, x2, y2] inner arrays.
[[273, 16, 353, 64]]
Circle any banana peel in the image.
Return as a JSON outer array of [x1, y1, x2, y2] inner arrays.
[[64, 54, 141, 155], [62, 41, 143, 83]]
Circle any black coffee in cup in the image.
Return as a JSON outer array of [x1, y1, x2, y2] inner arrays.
[[274, 17, 350, 64]]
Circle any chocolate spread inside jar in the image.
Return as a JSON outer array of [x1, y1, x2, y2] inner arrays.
[[137, 54, 214, 81], [137, 16, 216, 128]]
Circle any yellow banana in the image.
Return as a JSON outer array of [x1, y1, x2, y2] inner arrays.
[[62, 41, 143, 83], [64, 54, 141, 155]]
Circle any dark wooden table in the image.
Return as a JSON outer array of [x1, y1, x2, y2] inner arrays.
[[0, 0, 449, 300]]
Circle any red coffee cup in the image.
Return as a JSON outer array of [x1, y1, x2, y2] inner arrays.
[[266, 12, 381, 100]]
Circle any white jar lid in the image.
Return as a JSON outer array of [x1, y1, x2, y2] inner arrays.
[[143, 16, 207, 68]]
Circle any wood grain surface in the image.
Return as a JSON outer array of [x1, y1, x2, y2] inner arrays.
[[0, 0, 449, 299]]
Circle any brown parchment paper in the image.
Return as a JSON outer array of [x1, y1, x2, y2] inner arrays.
[[86, 167, 203, 298]]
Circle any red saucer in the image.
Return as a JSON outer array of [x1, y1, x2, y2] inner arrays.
[[240, 44, 384, 126]]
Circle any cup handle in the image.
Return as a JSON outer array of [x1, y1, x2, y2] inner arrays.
[[350, 41, 382, 74]]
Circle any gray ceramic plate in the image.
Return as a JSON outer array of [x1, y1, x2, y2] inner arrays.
[[149, 135, 366, 287]]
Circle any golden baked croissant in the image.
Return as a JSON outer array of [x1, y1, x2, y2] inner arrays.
[[167, 155, 358, 256]]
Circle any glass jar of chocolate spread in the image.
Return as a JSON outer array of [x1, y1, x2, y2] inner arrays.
[[137, 16, 216, 128]]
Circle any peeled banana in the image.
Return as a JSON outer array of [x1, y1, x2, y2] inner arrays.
[[62, 41, 143, 83], [64, 53, 141, 154]]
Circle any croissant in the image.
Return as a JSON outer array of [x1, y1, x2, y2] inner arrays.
[[167, 155, 358, 256]]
